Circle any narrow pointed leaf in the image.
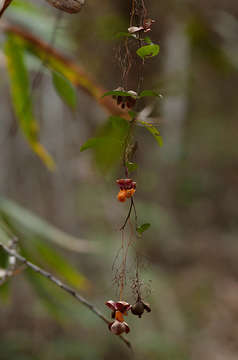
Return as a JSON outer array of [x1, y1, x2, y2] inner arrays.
[[52, 71, 77, 109], [136, 223, 151, 234], [139, 120, 163, 147], [0, 197, 97, 253], [139, 90, 162, 98], [4, 34, 55, 170]]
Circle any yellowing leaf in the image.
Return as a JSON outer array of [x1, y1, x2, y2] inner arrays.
[[4, 35, 55, 170], [52, 71, 77, 109]]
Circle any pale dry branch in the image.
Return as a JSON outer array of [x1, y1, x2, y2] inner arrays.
[[0, 0, 13, 18]]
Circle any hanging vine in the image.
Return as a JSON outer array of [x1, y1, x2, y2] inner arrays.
[[103, 0, 160, 337]]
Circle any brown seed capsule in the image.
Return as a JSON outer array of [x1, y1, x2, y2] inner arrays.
[[115, 301, 131, 313], [117, 96, 123, 106], [143, 18, 156, 32], [109, 320, 130, 335], [124, 179, 132, 184], [132, 182, 137, 189], [46, 0, 85, 13], [131, 301, 145, 318], [117, 179, 126, 185], [124, 179, 132, 189], [128, 26, 144, 34], [131, 300, 151, 318], [143, 302, 151, 313], [126, 188, 136, 198]]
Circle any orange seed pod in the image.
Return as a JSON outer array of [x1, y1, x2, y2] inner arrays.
[[126, 188, 136, 198], [117, 190, 127, 202]]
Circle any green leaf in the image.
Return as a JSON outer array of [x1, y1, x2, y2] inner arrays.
[[136, 44, 160, 59], [80, 116, 130, 172], [115, 32, 135, 39], [126, 162, 138, 173], [4, 35, 55, 170], [0, 197, 97, 254], [128, 110, 137, 119], [139, 121, 163, 147], [25, 267, 75, 321], [102, 90, 137, 98], [144, 36, 152, 45], [136, 223, 151, 234], [52, 71, 77, 109], [22, 237, 88, 290], [80, 137, 107, 152], [139, 90, 162, 98]]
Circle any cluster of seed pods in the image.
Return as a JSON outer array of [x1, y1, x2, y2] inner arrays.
[[128, 18, 155, 34], [117, 179, 136, 202], [106, 299, 151, 335]]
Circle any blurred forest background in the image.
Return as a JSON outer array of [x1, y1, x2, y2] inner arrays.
[[1, 0, 238, 359]]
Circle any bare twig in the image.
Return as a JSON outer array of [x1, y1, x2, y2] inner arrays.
[[131, 198, 138, 229], [0, 242, 132, 350], [120, 198, 133, 231], [0, 0, 13, 18], [0, 264, 26, 286]]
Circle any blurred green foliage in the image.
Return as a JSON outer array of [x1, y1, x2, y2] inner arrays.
[[1, 0, 238, 359]]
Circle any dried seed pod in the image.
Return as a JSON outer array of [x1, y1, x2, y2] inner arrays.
[[132, 182, 137, 189], [131, 301, 145, 318], [126, 188, 136, 198], [117, 96, 123, 106], [46, 0, 85, 13], [115, 301, 131, 313], [143, 18, 156, 32], [116, 179, 126, 190], [109, 320, 130, 335], [126, 90, 137, 109], [124, 179, 132, 189], [143, 302, 151, 313], [117, 190, 127, 202], [126, 97, 136, 109], [131, 300, 151, 318], [106, 300, 131, 313], [128, 26, 144, 34], [105, 300, 116, 310]]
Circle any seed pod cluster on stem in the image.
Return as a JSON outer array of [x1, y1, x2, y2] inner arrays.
[[105, 299, 151, 335], [117, 179, 136, 202]]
